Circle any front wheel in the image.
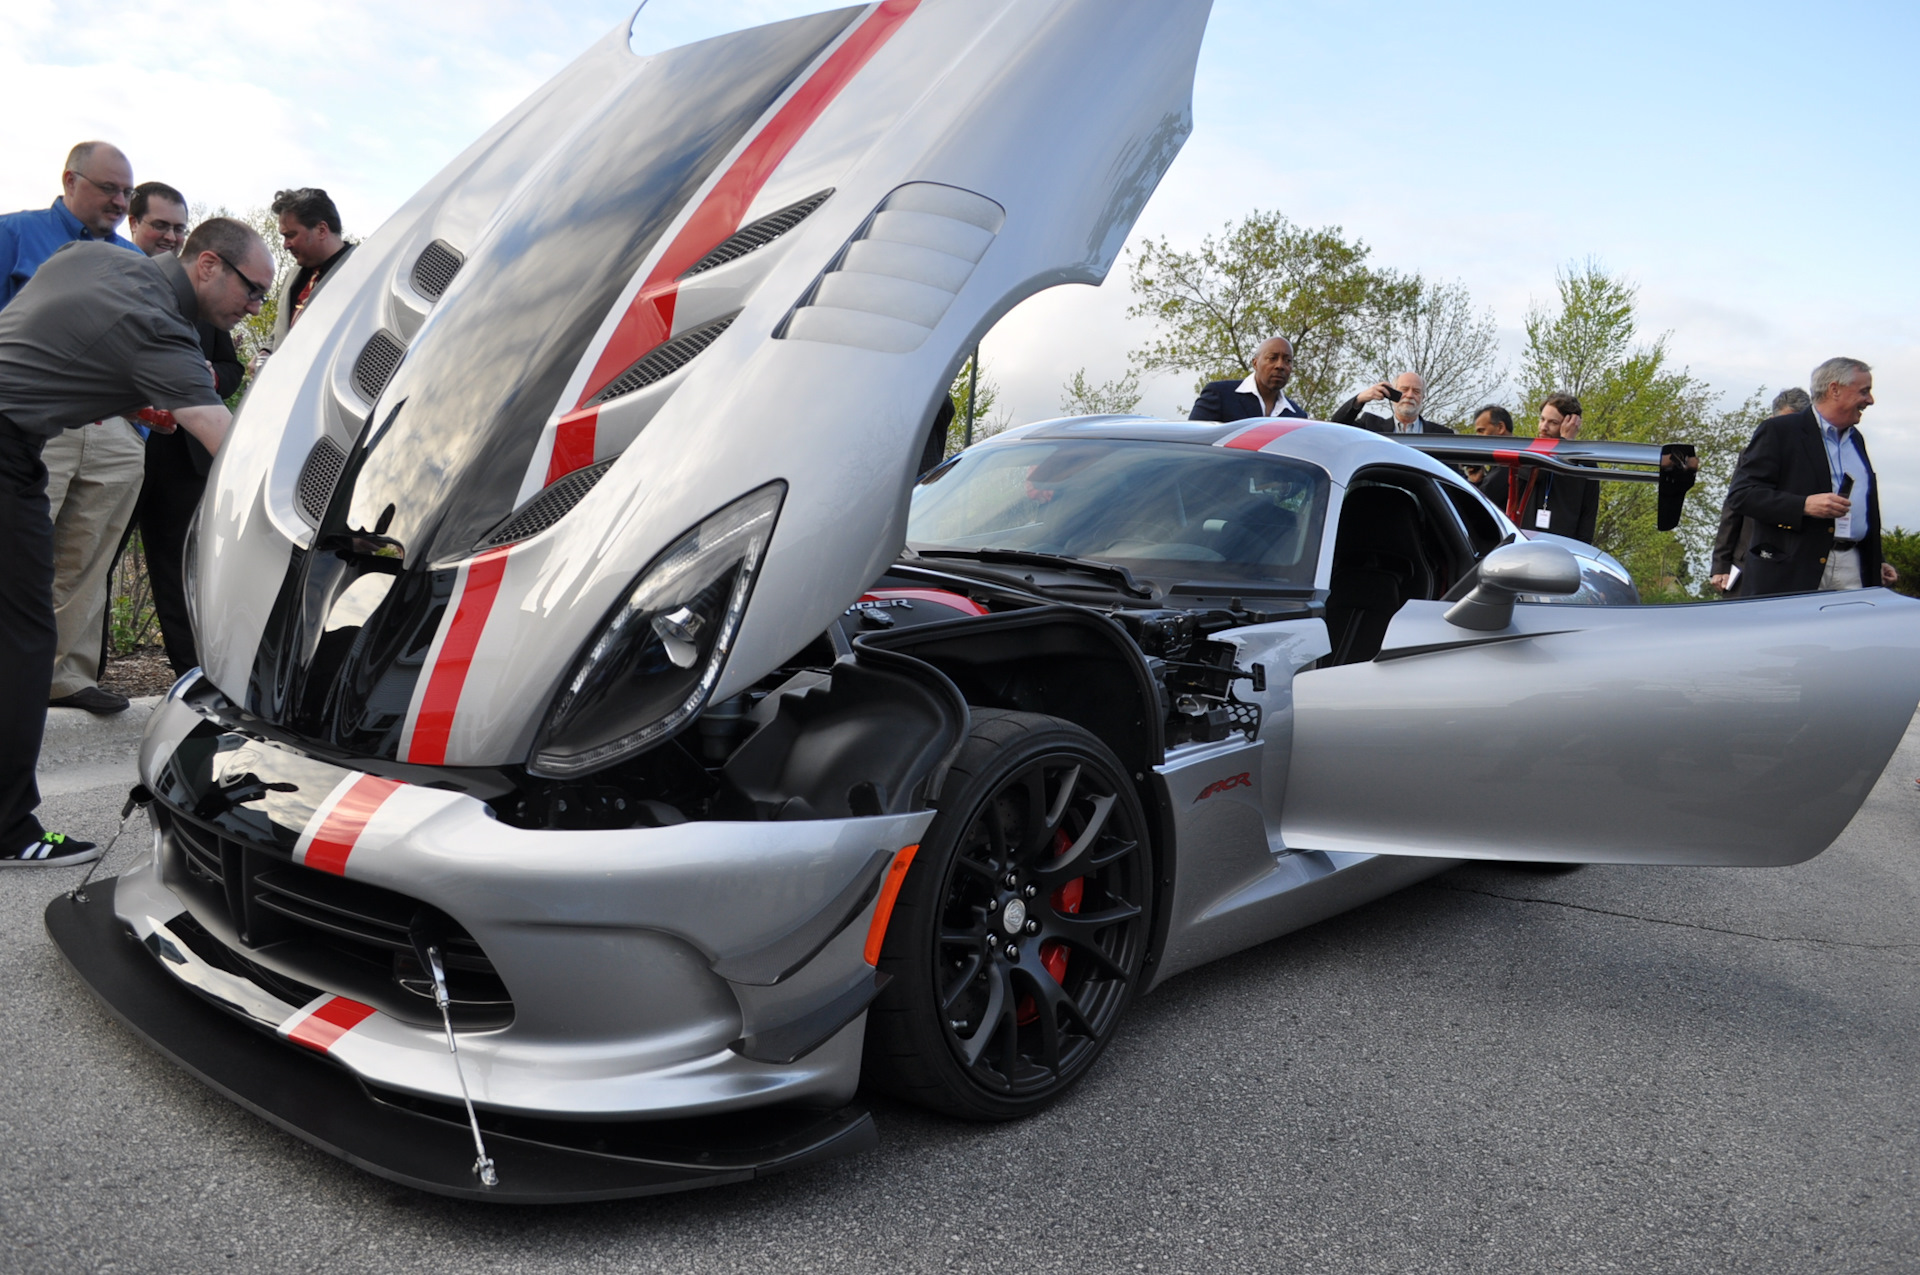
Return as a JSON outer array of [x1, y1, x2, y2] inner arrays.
[[863, 709, 1154, 1120]]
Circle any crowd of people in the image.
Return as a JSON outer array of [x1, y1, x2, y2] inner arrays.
[[0, 140, 353, 867], [1187, 334, 1894, 595], [0, 143, 1897, 870]]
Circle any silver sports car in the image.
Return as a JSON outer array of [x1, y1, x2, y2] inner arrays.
[[48, 0, 1920, 1201]]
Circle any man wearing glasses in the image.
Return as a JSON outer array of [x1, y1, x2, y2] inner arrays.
[[0, 216, 267, 867], [128, 182, 246, 679], [0, 142, 149, 717]]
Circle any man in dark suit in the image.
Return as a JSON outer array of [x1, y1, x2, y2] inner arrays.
[[1329, 371, 1454, 434], [125, 182, 245, 675], [1710, 387, 1809, 593], [1727, 357, 1896, 595], [1488, 393, 1598, 542], [1188, 336, 1308, 421]]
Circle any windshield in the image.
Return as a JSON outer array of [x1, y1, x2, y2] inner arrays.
[[908, 439, 1328, 590]]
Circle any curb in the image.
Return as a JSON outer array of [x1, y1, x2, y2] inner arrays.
[[39, 695, 160, 769]]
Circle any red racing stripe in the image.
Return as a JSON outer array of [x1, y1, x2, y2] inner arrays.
[[544, 407, 601, 487], [1527, 436, 1560, 453], [286, 996, 377, 1054], [303, 774, 404, 875], [408, 548, 512, 765], [561, 0, 920, 476], [1224, 421, 1308, 451]]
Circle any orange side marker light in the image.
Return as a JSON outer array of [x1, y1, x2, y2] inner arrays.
[[863, 843, 921, 966]]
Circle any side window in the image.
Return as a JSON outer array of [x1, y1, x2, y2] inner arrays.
[[1336, 472, 1461, 603], [1440, 480, 1506, 559]]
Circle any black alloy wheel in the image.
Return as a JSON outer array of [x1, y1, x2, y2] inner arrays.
[[863, 708, 1153, 1120]]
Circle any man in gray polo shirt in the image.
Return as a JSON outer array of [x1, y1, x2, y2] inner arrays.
[[0, 216, 267, 866]]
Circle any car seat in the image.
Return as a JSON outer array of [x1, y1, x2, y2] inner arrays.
[[1324, 485, 1435, 664]]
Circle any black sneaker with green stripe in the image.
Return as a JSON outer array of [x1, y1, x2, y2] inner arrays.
[[1, 832, 100, 868]]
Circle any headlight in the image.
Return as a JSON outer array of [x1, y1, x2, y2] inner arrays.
[[529, 482, 784, 777]]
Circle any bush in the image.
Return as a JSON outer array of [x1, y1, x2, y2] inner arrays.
[[1882, 526, 1920, 598]]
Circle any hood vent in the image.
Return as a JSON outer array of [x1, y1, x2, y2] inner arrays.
[[778, 183, 1005, 354], [351, 330, 406, 404], [478, 458, 616, 548], [410, 239, 465, 301], [588, 313, 737, 406], [295, 436, 349, 527], [682, 189, 832, 278]]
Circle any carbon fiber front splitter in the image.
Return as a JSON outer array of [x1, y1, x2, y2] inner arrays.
[[45, 879, 878, 1203]]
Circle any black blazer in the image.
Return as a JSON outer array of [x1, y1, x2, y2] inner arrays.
[[1188, 379, 1307, 423], [1480, 462, 1598, 544], [1709, 499, 1754, 577], [1329, 395, 1454, 434], [1726, 408, 1880, 595]]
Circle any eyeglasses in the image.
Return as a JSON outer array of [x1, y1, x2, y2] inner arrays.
[[71, 173, 137, 202], [140, 218, 189, 237], [216, 254, 272, 304]]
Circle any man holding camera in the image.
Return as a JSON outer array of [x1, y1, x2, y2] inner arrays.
[[1330, 371, 1453, 434]]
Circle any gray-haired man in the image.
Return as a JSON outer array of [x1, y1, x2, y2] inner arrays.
[[1727, 358, 1896, 596]]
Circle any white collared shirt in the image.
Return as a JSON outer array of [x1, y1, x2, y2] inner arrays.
[[1813, 408, 1870, 542], [1235, 375, 1299, 418]]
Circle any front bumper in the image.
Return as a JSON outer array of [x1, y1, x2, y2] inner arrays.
[[46, 880, 875, 1202]]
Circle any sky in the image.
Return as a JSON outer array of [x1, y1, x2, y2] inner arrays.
[[5, 0, 1917, 518]]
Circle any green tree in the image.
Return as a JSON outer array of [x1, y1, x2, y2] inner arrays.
[[942, 351, 1005, 457], [1520, 263, 1761, 597], [1126, 211, 1410, 416], [1059, 367, 1143, 416]]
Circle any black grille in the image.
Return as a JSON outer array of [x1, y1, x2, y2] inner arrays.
[[161, 811, 511, 1029], [1225, 696, 1262, 740], [589, 314, 736, 405], [478, 459, 615, 549], [409, 239, 464, 300], [683, 189, 831, 277], [351, 330, 406, 403], [296, 436, 348, 526]]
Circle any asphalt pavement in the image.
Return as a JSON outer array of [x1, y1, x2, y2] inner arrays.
[[3, 715, 1916, 1274]]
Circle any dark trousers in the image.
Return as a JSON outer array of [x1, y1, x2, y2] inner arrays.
[[135, 433, 205, 675], [0, 415, 55, 850]]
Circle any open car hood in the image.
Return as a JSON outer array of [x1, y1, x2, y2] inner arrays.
[[196, 0, 1210, 767]]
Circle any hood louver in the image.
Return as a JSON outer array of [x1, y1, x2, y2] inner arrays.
[[588, 313, 738, 406], [478, 458, 616, 549], [296, 436, 349, 527], [351, 331, 406, 403], [410, 240, 465, 301], [681, 189, 832, 278]]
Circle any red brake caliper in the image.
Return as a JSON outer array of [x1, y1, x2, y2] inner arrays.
[[1017, 828, 1084, 1025]]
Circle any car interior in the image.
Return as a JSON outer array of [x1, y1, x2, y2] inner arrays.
[[1322, 467, 1500, 665]]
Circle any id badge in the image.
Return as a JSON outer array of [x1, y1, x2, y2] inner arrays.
[[1535, 508, 1552, 530]]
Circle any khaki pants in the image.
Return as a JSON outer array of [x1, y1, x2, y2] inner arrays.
[[43, 419, 145, 697], [1820, 547, 1864, 592]]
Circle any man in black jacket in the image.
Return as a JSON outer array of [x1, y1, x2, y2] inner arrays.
[[1710, 387, 1809, 592], [1329, 372, 1454, 434], [127, 182, 245, 674], [1489, 393, 1598, 543], [1188, 337, 1307, 421], [1727, 357, 1896, 595]]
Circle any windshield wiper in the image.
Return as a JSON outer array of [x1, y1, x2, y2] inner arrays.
[[910, 547, 1154, 598]]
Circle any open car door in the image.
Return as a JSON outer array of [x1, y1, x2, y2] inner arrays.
[[1283, 591, 1920, 866]]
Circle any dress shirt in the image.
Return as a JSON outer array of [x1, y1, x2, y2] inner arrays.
[[0, 198, 137, 310], [1814, 408, 1870, 542], [1233, 374, 1302, 418]]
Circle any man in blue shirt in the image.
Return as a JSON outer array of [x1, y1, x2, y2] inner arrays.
[[0, 142, 149, 715], [0, 141, 137, 307]]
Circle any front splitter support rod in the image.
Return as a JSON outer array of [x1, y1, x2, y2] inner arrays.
[[426, 944, 498, 1188]]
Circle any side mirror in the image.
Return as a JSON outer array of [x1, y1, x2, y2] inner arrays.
[[1444, 541, 1582, 631]]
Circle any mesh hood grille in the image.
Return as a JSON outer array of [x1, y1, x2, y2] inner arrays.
[[296, 436, 348, 527], [588, 313, 736, 406], [351, 331, 405, 403], [478, 459, 616, 548], [410, 240, 465, 300], [682, 189, 832, 277]]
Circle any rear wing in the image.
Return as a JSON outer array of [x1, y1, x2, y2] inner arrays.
[[1395, 434, 1699, 531]]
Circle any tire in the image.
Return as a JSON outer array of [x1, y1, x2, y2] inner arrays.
[[862, 708, 1154, 1121]]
